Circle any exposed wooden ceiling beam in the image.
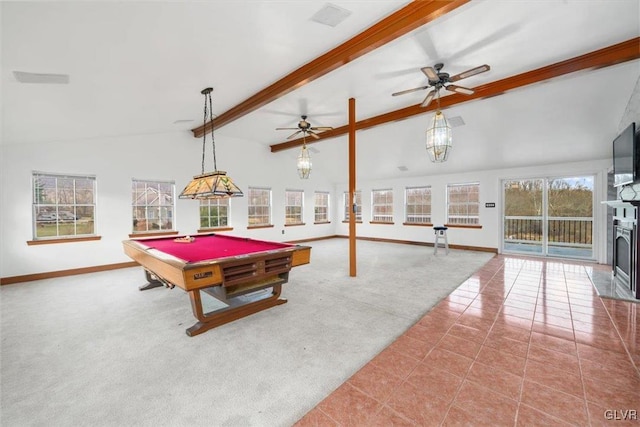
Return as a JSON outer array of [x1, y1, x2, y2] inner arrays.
[[270, 37, 640, 153], [191, 0, 470, 138]]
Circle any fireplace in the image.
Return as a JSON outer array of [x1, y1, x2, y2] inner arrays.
[[613, 223, 635, 297], [613, 220, 640, 298]]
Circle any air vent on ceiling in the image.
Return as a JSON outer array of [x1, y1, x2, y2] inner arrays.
[[13, 71, 70, 84], [310, 3, 352, 27], [448, 116, 466, 128]]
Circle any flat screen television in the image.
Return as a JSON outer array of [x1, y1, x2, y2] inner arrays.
[[613, 122, 637, 187]]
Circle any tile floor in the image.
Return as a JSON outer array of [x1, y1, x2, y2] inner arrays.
[[295, 255, 640, 426]]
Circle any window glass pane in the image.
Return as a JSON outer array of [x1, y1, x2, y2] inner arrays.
[[314, 192, 329, 222], [344, 191, 362, 221], [33, 173, 96, 239], [405, 186, 431, 223], [131, 180, 176, 233], [248, 188, 271, 226], [447, 183, 480, 225]]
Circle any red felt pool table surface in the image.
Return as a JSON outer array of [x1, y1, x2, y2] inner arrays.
[[139, 234, 292, 263]]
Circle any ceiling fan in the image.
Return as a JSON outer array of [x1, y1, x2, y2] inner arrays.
[[392, 63, 490, 107], [276, 115, 333, 140]]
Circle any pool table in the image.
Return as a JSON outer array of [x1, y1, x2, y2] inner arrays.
[[122, 233, 311, 336]]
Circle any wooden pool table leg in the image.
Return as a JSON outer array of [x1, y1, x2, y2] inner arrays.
[[186, 285, 287, 337]]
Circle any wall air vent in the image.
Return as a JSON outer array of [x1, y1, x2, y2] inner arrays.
[[448, 116, 465, 128], [310, 3, 352, 27], [13, 71, 70, 84]]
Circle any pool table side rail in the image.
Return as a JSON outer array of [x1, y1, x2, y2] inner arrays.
[[123, 239, 310, 292]]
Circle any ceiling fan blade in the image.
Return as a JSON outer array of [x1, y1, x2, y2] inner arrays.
[[421, 90, 436, 107], [446, 84, 474, 95], [276, 127, 298, 130], [392, 86, 429, 96], [307, 131, 321, 140], [310, 127, 333, 131], [287, 130, 302, 139], [421, 66, 439, 80], [449, 64, 490, 82]]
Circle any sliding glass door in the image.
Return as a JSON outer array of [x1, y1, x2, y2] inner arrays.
[[502, 176, 594, 259]]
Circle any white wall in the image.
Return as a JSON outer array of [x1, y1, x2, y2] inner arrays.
[[0, 132, 336, 278], [334, 158, 612, 263]]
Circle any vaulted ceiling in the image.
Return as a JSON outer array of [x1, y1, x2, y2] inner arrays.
[[3, 1, 639, 182]]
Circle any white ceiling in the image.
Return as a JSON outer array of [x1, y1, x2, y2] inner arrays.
[[2, 0, 639, 183]]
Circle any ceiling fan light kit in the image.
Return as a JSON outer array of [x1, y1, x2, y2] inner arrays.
[[179, 88, 244, 199], [277, 115, 333, 179], [393, 62, 490, 163]]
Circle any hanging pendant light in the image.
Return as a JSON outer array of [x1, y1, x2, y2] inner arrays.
[[297, 134, 312, 179], [179, 88, 243, 199], [425, 89, 452, 163]]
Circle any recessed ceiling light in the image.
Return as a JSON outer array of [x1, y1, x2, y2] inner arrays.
[[13, 71, 69, 84], [310, 3, 352, 27]]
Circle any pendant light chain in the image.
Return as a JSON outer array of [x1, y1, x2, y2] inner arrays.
[[201, 90, 207, 175], [208, 91, 217, 172]]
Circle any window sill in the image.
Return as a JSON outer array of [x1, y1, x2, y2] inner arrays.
[[27, 236, 102, 246], [247, 225, 274, 230], [197, 227, 233, 233], [444, 224, 483, 229], [314, 221, 331, 225], [403, 222, 433, 227], [370, 221, 394, 225], [284, 223, 305, 227], [342, 220, 363, 224], [128, 231, 179, 238]]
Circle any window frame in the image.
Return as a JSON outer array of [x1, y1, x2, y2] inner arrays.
[[404, 186, 432, 225], [248, 187, 273, 228], [131, 178, 176, 234], [285, 189, 304, 226], [314, 191, 330, 224], [343, 190, 362, 222], [446, 182, 481, 226], [371, 188, 394, 224], [198, 197, 231, 231], [31, 171, 98, 241]]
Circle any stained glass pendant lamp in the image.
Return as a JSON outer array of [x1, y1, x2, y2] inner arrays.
[[179, 88, 243, 199], [297, 135, 312, 179], [425, 89, 452, 163]]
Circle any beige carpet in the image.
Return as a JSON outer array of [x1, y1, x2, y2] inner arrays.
[[0, 238, 494, 426]]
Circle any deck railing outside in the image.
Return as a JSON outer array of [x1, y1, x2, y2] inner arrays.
[[504, 216, 593, 247]]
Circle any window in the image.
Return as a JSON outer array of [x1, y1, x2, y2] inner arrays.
[[200, 198, 229, 229], [314, 192, 330, 223], [132, 179, 175, 233], [285, 190, 304, 225], [32, 172, 96, 239], [405, 186, 432, 224], [447, 182, 480, 225], [248, 187, 272, 227], [371, 189, 393, 223], [343, 190, 362, 221]]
